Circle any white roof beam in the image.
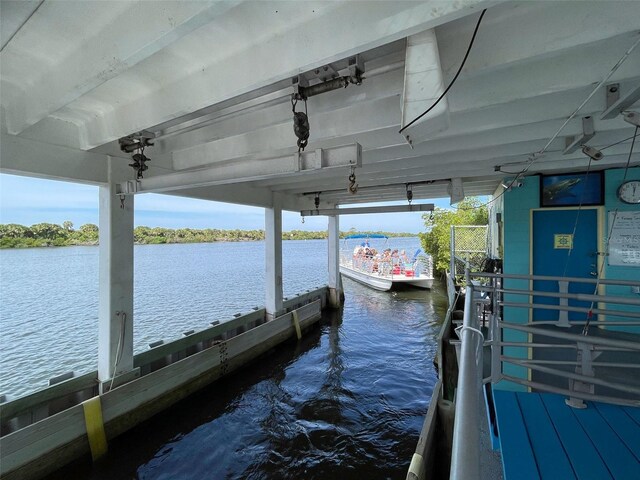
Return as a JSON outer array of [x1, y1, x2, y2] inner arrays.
[[275, 144, 637, 198], [2, 1, 242, 136], [449, 42, 640, 113], [119, 143, 361, 195], [73, 0, 495, 149], [436, 2, 640, 79], [172, 96, 399, 170], [602, 82, 640, 120], [0, 133, 116, 184], [158, 67, 404, 157]]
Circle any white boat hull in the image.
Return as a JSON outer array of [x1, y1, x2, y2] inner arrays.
[[340, 264, 433, 291]]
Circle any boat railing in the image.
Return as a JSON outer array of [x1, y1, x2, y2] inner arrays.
[[341, 252, 432, 279], [449, 271, 640, 480]]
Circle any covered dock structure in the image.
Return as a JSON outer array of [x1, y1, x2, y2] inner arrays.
[[1, 1, 640, 478]]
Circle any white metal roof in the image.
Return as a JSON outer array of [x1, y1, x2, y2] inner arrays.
[[1, 0, 639, 212]]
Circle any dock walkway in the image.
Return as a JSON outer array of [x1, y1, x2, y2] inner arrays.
[[493, 390, 640, 480]]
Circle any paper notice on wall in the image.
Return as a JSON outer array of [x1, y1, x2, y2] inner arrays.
[[608, 211, 640, 266]]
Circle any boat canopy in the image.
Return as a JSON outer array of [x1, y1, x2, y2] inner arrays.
[[343, 234, 388, 239]]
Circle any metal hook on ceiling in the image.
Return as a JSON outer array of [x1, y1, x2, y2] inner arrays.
[[406, 184, 413, 205], [348, 166, 358, 194]]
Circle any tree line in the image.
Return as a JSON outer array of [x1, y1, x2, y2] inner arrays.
[[0, 222, 415, 249], [419, 197, 489, 275]]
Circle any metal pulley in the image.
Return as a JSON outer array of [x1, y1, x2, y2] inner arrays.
[[129, 151, 150, 179], [406, 184, 413, 204], [292, 96, 310, 152]]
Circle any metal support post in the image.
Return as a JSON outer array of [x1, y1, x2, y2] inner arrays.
[[98, 158, 135, 392], [265, 194, 284, 320], [327, 213, 344, 308]]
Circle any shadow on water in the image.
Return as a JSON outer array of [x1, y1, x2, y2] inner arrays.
[[47, 284, 446, 480]]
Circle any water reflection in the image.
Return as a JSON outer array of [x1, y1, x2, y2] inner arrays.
[[47, 284, 445, 480]]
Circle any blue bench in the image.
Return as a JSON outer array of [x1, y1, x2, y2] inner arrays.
[[493, 390, 640, 479]]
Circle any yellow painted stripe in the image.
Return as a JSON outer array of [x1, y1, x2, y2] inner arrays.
[[292, 310, 302, 340], [408, 453, 424, 478], [82, 396, 108, 460]]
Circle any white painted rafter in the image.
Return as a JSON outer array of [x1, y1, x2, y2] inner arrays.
[[118, 143, 362, 195], [1, 1, 244, 136]]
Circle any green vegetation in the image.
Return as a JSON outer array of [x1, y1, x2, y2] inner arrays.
[[418, 198, 488, 275], [0, 222, 415, 249], [0, 222, 99, 248]]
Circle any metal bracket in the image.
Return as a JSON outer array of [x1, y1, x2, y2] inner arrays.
[[291, 54, 364, 101], [117, 180, 140, 195], [564, 116, 595, 154], [602, 83, 640, 119], [118, 130, 155, 153], [623, 111, 640, 127], [566, 342, 602, 409]]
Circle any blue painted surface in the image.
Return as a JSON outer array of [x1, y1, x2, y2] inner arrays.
[[532, 209, 598, 321], [603, 167, 640, 333], [572, 401, 640, 480], [494, 390, 640, 480], [502, 176, 539, 388], [493, 389, 539, 480], [622, 405, 640, 425], [517, 392, 576, 479], [498, 166, 640, 387], [541, 394, 612, 480], [594, 402, 640, 462]]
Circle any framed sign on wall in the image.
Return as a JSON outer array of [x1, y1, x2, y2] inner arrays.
[[608, 211, 640, 266], [540, 171, 604, 208]]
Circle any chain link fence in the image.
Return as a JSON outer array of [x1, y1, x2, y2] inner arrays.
[[450, 225, 488, 284]]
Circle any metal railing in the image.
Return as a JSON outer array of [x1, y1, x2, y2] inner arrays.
[[449, 225, 488, 284], [340, 252, 433, 279], [449, 271, 640, 480]]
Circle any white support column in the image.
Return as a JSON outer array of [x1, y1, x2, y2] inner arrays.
[[98, 158, 135, 391], [328, 213, 344, 308], [265, 194, 283, 320]]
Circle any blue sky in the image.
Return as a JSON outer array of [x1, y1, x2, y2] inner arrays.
[[0, 174, 452, 233]]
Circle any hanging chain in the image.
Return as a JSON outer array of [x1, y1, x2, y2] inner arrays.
[[119, 194, 126, 209], [348, 166, 358, 194], [292, 95, 310, 152]]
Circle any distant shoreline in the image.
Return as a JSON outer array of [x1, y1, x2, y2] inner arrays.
[[0, 222, 417, 249]]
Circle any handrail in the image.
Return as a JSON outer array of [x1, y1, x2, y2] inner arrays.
[[500, 322, 640, 350], [470, 271, 640, 287], [447, 271, 640, 479], [450, 284, 482, 480], [498, 287, 640, 306], [501, 301, 640, 319]]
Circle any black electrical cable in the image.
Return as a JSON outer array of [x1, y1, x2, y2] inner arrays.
[[399, 9, 487, 135]]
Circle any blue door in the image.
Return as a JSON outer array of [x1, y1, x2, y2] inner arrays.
[[532, 209, 599, 321], [531, 209, 599, 387]]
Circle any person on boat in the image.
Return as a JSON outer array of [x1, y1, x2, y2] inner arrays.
[[400, 250, 409, 263]]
